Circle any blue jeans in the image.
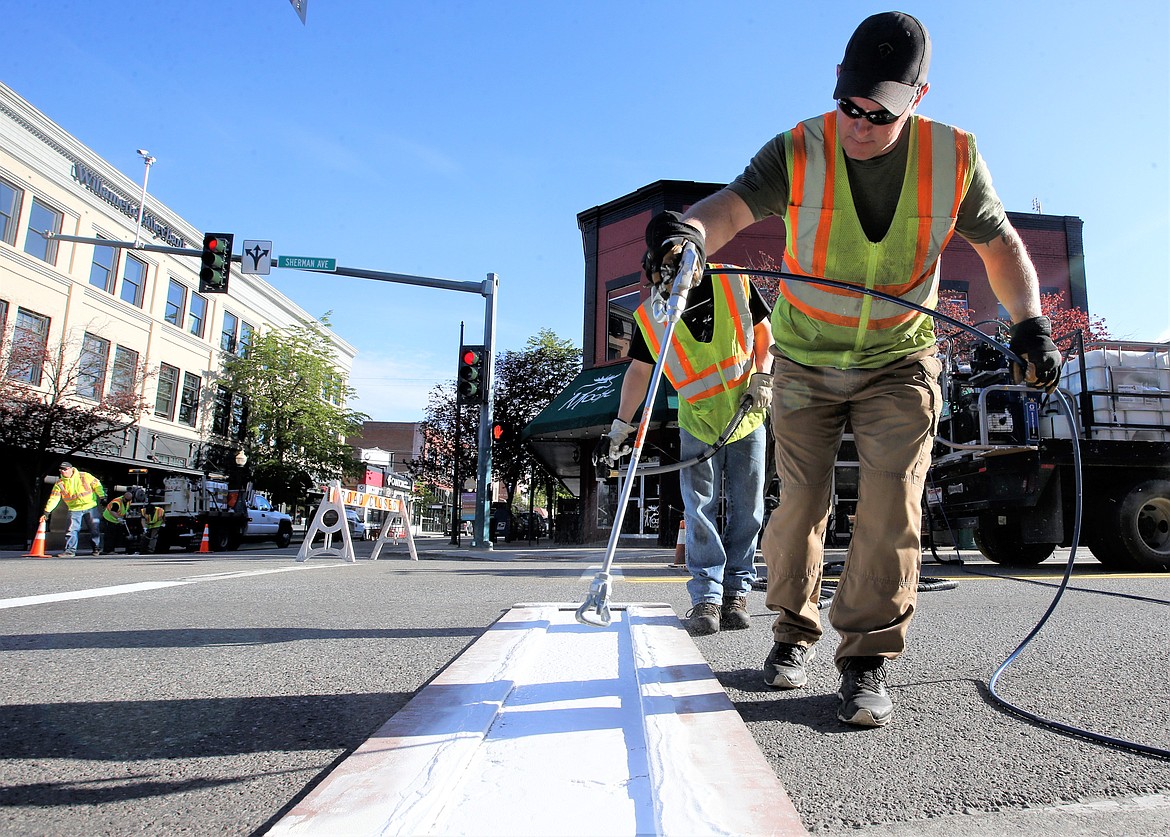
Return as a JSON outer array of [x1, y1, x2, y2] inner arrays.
[[679, 423, 765, 605], [64, 508, 100, 553]]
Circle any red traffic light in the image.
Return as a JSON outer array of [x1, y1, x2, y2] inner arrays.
[[205, 237, 219, 251], [492, 423, 504, 440], [462, 349, 481, 365]]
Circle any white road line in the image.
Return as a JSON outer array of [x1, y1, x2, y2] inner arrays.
[[0, 563, 343, 610]]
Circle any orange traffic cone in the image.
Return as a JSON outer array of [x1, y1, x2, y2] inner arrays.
[[198, 524, 211, 553], [672, 519, 686, 567], [26, 519, 48, 558]]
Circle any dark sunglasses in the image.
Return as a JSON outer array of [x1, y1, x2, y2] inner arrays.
[[837, 98, 900, 125]]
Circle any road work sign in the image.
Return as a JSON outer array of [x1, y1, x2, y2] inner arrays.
[[277, 255, 337, 272]]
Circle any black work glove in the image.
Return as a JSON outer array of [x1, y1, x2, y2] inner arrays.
[[1008, 316, 1061, 392], [642, 211, 706, 287]]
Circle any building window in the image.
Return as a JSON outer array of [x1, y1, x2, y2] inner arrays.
[[121, 253, 147, 307], [188, 293, 207, 338], [24, 198, 62, 264], [155, 363, 179, 419], [237, 321, 253, 357], [7, 308, 50, 385], [110, 345, 139, 396], [89, 237, 118, 293], [78, 333, 111, 400], [178, 371, 201, 426], [220, 311, 239, 353], [165, 279, 186, 326], [606, 289, 641, 361], [212, 385, 232, 436], [0, 178, 21, 246], [231, 392, 247, 439]]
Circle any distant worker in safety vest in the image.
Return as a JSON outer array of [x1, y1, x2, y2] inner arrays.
[[100, 490, 136, 555], [141, 503, 166, 554], [595, 264, 773, 637], [40, 461, 106, 558], [640, 12, 1061, 727]]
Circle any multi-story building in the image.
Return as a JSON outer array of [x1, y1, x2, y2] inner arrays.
[[0, 82, 355, 546]]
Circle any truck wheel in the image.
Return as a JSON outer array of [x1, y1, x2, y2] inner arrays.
[[1096, 480, 1170, 572], [276, 522, 292, 548], [973, 513, 1055, 566], [210, 526, 232, 552]]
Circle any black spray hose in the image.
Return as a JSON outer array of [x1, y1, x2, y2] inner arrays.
[[710, 266, 1169, 761], [620, 395, 754, 477]]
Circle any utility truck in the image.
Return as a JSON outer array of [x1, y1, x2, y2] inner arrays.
[[156, 475, 292, 552], [926, 333, 1169, 571]]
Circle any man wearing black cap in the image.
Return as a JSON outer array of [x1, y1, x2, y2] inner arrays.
[[642, 11, 1060, 727]]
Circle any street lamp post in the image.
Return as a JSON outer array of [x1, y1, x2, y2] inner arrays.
[[133, 149, 156, 248]]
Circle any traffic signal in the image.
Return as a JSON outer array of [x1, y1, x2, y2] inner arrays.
[[457, 344, 486, 405], [492, 423, 505, 441], [199, 232, 234, 294]]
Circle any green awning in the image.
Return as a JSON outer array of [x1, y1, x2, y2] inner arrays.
[[521, 361, 677, 496]]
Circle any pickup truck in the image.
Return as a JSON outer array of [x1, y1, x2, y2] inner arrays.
[[244, 494, 294, 548]]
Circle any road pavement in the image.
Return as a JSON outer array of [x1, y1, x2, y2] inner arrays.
[[0, 537, 1167, 835]]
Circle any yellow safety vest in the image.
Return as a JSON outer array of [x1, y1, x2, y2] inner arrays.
[[142, 508, 165, 529], [634, 267, 767, 445], [102, 496, 130, 524], [44, 471, 105, 513], [772, 111, 977, 368]]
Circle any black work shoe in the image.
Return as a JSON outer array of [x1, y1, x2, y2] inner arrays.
[[763, 642, 816, 689], [720, 595, 751, 630], [837, 656, 894, 727], [683, 602, 721, 635]]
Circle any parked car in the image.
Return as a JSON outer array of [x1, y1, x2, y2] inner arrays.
[[512, 511, 549, 540], [345, 509, 367, 539]]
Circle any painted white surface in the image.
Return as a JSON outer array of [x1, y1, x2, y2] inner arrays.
[[269, 604, 807, 837]]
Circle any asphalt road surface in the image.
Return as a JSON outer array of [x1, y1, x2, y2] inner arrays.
[[1, 538, 1167, 836]]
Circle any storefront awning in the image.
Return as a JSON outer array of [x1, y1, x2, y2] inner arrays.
[[521, 361, 677, 495]]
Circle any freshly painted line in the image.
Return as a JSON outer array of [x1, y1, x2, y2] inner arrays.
[[0, 563, 341, 610], [269, 603, 807, 836]]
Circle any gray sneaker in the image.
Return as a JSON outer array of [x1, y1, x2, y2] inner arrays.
[[720, 595, 751, 630], [57, 551, 76, 558], [837, 656, 894, 727], [763, 642, 816, 688], [683, 602, 721, 636]]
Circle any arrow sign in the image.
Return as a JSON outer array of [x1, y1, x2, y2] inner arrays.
[[241, 240, 272, 275], [277, 255, 337, 272]]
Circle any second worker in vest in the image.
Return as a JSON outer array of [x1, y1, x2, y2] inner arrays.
[[642, 12, 1061, 726], [595, 266, 774, 636], [100, 490, 136, 555]]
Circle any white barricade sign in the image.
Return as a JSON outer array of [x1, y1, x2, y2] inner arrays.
[[296, 481, 418, 562]]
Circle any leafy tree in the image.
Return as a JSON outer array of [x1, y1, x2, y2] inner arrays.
[[0, 332, 151, 544], [493, 329, 581, 503], [413, 329, 581, 519], [219, 316, 367, 508]]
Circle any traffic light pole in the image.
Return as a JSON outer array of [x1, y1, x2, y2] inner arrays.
[[315, 265, 499, 549], [44, 231, 502, 547]]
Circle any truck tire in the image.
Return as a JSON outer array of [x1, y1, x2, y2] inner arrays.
[[210, 526, 232, 553], [276, 521, 292, 548], [973, 513, 1055, 566], [1095, 479, 1170, 572]]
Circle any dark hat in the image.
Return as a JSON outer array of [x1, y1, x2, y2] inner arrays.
[[833, 11, 931, 116], [59, 461, 73, 470]]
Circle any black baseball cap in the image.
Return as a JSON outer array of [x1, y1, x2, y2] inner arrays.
[[59, 461, 73, 470], [833, 11, 931, 116]]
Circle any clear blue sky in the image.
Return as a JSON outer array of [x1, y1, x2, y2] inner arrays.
[[5, 1, 1168, 421]]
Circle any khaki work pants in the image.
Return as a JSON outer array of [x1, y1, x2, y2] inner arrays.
[[762, 352, 941, 664]]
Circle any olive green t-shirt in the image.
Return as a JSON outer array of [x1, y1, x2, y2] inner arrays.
[[726, 117, 1009, 245]]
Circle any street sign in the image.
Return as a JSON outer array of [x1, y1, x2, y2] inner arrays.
[[241, 240, 272, 275], [277, 255, 337, 272]]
